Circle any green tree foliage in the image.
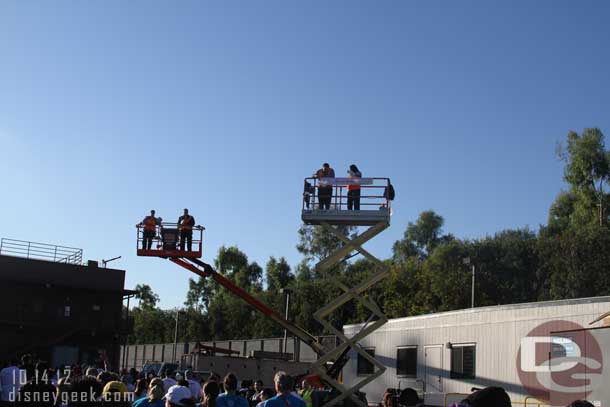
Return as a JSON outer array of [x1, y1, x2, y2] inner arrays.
[[555, 128, 610, 228], [297, 224, 355, 265], [393, 210, 454, 261], [134, 284, 160, 309], [265, 257, 294, 292], [130, 127, 610, 345]]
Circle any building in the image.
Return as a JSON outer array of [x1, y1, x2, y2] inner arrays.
[[0, 238, 134, 370], [342, 296, 610, 406]]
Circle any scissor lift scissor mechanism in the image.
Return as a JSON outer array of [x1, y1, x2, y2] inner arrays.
[[302, 176, 391, 407], [136, 176, 393, 407]]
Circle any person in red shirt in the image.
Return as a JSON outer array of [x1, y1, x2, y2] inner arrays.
[[347, 164, 362, 210]]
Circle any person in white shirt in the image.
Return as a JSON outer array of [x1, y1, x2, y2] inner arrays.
[[185, 370, 202, 400], [162, 371, 177, 392]]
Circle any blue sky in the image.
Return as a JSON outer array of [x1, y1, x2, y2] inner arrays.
[[1, 1, 609, 308]]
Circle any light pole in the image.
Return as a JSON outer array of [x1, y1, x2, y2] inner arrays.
[[172, 309, 183, 363], [102, 256, 122, 268], [463, 257, 475, 308], [279, 288, 292, 357]]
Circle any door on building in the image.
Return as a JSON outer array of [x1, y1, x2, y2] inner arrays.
[[424, 345, 443, 394]]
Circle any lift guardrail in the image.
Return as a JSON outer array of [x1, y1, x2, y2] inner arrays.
[[136, 222, 204, 258], [302, 176, 392, 211]]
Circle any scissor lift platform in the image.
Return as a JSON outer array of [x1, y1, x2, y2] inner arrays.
[[302, 208, 390, 226]]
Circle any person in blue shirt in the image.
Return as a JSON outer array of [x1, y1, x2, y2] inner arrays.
[[262, 372, 305, 407], [132, 378, 165, 407], [216, 374, 249, 407]]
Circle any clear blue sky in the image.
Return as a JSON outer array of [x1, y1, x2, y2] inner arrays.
[[1, 1, 609, 308]]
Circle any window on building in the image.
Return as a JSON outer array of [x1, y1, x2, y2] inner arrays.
[[64, 306, 71, 317], [357, 348, 375, 376], [450, 344, 476, 379], [396, 346, 417, 377]]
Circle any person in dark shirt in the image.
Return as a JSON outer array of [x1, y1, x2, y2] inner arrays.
[[314, 163, 335, 210], [178, 208, 196, 251]]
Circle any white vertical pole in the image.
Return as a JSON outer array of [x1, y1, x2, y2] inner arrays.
[[471, 264, 475, 308]]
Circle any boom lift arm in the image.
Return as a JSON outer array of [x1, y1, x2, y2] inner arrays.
[[168, 257, 325, 357]]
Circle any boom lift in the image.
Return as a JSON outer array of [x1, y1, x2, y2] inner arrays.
[[136, 176, 393, 407]]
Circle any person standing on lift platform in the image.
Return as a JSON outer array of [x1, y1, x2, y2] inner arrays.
[[347, 164, 362, 210], [139, 210, 158, 250], [178, 208, 195, 251], [315, 162, 335, 210]]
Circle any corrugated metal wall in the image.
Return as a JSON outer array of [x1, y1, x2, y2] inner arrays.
[[342, 297, 610, 406], [120, 335, 336, 370]]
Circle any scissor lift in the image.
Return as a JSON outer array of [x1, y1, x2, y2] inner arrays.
[[302, 176, 391, 407], [136, 176, 392, 407]]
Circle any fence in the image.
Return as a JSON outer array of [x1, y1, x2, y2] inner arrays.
[[0, 238, 83, 264]]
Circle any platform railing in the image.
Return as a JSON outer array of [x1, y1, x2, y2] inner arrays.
[[136, 222, 204, 253], [0, 238, 83, 265], [302, 177, 391, 211]]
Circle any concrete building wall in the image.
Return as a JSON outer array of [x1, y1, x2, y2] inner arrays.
[[343, 296, 610, 406]]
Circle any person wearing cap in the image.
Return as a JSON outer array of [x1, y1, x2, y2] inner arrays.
[[102, 380, 131, 406], [216, 374, 248, 407], [186, 370, 202, 401], [262, 372, 305, 407], [178, 208, 196, 251], [314, 163, 335, 210], [164, 384, 196, 407]]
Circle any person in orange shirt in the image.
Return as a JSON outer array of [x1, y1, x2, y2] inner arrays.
[[347, 164, 362, 210], [139, 210, 158, 250], [178, 208, 196, 251]]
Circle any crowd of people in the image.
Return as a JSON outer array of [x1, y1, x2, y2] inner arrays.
[[1, 356, 597, 407], [0, 357, 311, 407]]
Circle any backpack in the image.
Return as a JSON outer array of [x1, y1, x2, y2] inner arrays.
[[385, 183, 395, 201]]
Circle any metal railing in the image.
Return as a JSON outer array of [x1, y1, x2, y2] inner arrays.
[[302, 177, 392, 211], [136, 222, 204, 253], [0, 238, 83, 264]]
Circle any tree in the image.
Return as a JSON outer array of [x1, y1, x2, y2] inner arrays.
[[297, 224, 355, 265], [134, 284, 160, 309], [393, 210, 454, 261], [215, 246, 262, 289], [556, 128, 610, 228], [265, 257, 294, 291], [184, 277, 215, 312]]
